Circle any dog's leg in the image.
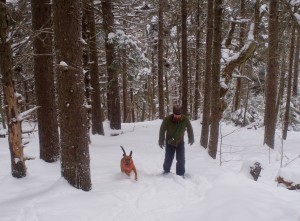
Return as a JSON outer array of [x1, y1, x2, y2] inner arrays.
[[133, 167, 138, 181]]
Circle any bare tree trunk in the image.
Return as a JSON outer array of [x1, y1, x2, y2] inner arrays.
[[147, 76, 152, 120], [264, 0, 279, 149], [122, 49, 129, 122], [151, 51, 156, 120], [181, 0, 188, 114], [0, 1, 26, 178], [165, 69, 170, 114], [283, 25, 295, 140], [193, 0, 201, 120], [158, 0, 165, 119], [130, 88, 135, 122], [233, 0, 246, 112], [0, 93, 6, 129], [102, 1, 121, 130], [293, 28, 299, 96], [31, 0, 60, 161], [208, 0, 223, 159], [200, 0, 213, 148], [87, 0, 104, 135], [242, 80, 250, 126], [233, 76, 242, 111], [275, 49, 286, 121], [82, 5, 92, 143], [53, 0, 91, 191], [189, 47, 193, 115]]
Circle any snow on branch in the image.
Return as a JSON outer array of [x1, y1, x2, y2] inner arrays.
[[284, 0, 300, 26], [232, 74, 253, 82], [107, 30, 149, 64], [287, 0, 300, 7], [294, 13, 300, 26], [17, 106, 39, 122], [221, 23, 256, 95]]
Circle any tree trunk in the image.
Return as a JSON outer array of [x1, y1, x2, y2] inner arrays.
[[158, 0, 165, 119], [53, 0, 91, 191], [87, 0, 104, 135], [31, 0, 60, 162], [208, 0, 223, 159], [122, 49, 129, 122], [200, 0, 213, 148], [234, 0, 246, 112], [151, 51, 156, 120], [0, 1, 26, 178], [264, 0, 279, 149], [293, 28, 299, 96], [181, 0, 188, 114], [275, 49, 286, 122], [242, 80, 250, 126], [130, 88, 135, 122], [0, 93, 6, 129], [193, 0, 201, 120], [102, 1, 121, 130], [82, 5, 92, 143], [188, 47, 193, 115], [283, 25, 295, 140]]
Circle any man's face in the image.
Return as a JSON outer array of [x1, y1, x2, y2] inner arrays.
[[174, 113, 181, 120]]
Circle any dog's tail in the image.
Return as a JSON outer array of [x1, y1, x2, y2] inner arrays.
[[120, 146, 126, 156]]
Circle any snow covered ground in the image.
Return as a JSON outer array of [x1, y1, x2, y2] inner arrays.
[[0, 119, 300, 221]]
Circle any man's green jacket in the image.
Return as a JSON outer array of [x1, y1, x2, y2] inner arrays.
[[159, 114, 194, 147]]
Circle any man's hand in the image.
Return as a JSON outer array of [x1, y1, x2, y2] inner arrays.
[[188, 139, 194, 146], [159, 141, 164, 149]]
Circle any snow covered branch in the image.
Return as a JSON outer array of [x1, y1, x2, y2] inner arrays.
[[18, 106, 39, 122], [284, 0, 300, 26], [221, 23, 257, 96]]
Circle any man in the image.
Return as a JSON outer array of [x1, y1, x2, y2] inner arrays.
[[158, 104, 194, 176]]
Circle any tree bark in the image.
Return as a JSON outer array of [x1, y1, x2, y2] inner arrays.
[[122, 49, 129, 122], [102, 1, 121, 130], [293, 28, 299, 96], [181, 0, 188, 115], [87, 0, 104, 135], [208, 0, 223, 159], [233, 0, 246, 112], [200, 0, 213, 148], [158, 0, 165, 119], [0, 91, 6, 129], [31, 0, 60, 162], [264, 0, 279, 149], [53, 0, 91, 191], [82, 4, 92, 143], [0, 1, 26, 178], [193, 0, 201, 120], [275, 48, 286, 122], [283, 25, 295, 140]]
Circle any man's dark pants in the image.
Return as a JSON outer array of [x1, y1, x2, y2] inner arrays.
[[163, 141, 185, 176]]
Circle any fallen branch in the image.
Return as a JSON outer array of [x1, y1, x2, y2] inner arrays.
[[276, 176, 300, 190]]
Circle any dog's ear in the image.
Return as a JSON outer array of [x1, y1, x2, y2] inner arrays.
[[130, 151, 132, 157], [121, 146, 126, 156]]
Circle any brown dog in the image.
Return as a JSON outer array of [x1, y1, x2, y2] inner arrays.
[[120, 146, 138, 181]]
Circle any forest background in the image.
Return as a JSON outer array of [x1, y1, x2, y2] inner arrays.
[[0, 0, 300, 192]]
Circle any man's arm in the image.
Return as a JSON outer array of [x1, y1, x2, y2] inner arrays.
[[159, 118, 167, 147]]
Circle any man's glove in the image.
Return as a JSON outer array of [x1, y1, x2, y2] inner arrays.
[[188, 139, 194, 146]]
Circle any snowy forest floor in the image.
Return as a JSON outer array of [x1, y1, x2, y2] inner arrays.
[[0, 119, 300, 221]]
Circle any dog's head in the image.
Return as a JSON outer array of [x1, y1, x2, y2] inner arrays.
[[121, 146, 133, 165]]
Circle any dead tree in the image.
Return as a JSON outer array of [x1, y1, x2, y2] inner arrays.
[[0, 1, 26, 178]]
